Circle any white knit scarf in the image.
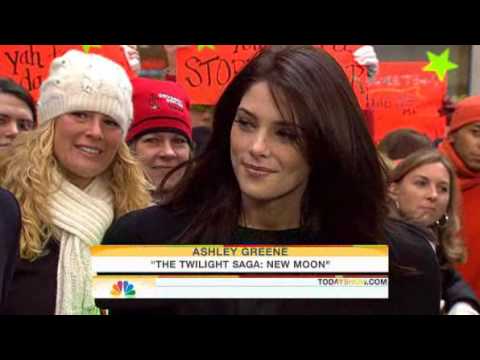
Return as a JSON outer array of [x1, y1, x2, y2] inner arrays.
[[49, 174, 114, 315]]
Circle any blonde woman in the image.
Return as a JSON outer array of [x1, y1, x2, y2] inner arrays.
[[389, 149, 479, 315], [0, 50, 151, 315]]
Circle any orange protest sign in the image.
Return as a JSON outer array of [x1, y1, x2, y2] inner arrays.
[[176, 45, 263, 106], [368, 62, 447, 143], [0, 45, 136, 101], [314, 45, 368, 108], [177, 45, 368, 107]]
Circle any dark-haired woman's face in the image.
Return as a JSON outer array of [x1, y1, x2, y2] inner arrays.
[[230, 81, 310, 208], [133, 131, 190, 190], [390, 162, 450, 226], [0, 93, 34, 150]]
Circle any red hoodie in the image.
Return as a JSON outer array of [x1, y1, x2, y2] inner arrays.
[[440, 140, 480, 297]]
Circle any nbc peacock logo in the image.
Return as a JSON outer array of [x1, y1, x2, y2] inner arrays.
[[111, 280, 136, 297]]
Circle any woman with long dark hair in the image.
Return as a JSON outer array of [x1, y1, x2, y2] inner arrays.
[[104, 46, 440, 314]]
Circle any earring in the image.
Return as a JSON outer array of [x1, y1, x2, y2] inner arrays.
[[435, 214, 449, 227], [395, 200, 400, 210]]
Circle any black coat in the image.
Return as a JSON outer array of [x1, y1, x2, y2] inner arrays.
[[0, 185, 59, 315], [101, 205, 442, 315], [0, 188, 21, 308], [0, 190, 59, 315], [0, 239, 59, 315], [441, 265, 480, 313]]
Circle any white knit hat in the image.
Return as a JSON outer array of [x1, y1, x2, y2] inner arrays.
[[38, 49, 133, 138]]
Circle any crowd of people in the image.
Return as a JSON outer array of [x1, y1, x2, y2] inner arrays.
[[0, 45, 479, 315]]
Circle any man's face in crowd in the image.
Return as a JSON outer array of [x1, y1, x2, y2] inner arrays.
[[449, 121, 480, 172], [0, 93, 34, 150]]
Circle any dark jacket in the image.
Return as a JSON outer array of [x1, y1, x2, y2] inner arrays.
[[441, 264, 480, 313], [101, 205, 441, 315], [0, 188, 21, 309], [0, 239, 59, 315]]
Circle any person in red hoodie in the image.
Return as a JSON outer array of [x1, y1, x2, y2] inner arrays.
[[127, 77, 193, 204], [439, 96, 480, 298]]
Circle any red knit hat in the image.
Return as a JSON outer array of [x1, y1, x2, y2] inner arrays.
[[449, 96, 480, 134], [127, 77, 192, 144]]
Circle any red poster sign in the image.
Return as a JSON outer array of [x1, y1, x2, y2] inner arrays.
[[368, 62, 447, 143], [0, 45, 136, 101], [177, 45, 367, 107]]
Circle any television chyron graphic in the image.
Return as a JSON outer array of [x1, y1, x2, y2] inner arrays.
[[111, 280, 136, 297]]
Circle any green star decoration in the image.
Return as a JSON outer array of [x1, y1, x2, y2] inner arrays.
[[422, 48, 458, 82], [197, 45, 216, 52], [82, 45, 102, 54]]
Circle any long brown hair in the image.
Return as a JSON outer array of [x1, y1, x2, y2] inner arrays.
[[378, 128, 432, 160], [169, 45, 387, 244]]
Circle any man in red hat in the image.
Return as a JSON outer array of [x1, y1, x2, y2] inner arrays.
[[439, 96, 480, 298], [128, 77, 193, 203]]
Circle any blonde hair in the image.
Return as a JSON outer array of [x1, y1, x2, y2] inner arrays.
[[388, 149, 465, 265], [0, 120, 152, 261]]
